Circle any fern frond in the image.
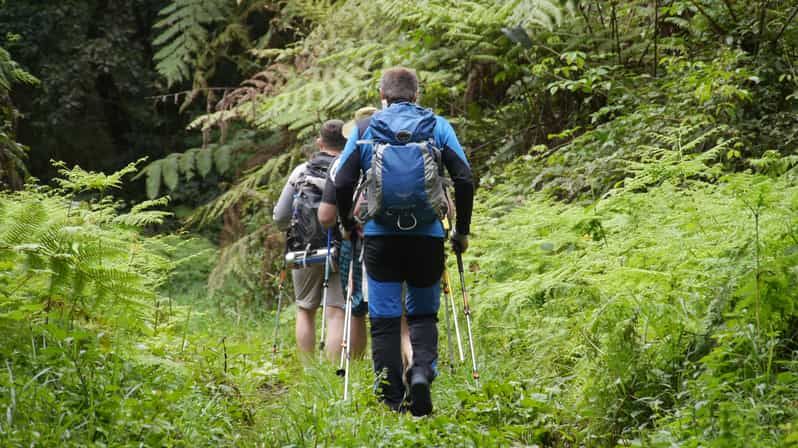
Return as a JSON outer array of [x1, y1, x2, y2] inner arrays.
[[145, 160, 163, 199], [213, 144, 232, 174], [114, 198, 173, 228], [208, 226, 270, 295], [0, 46, 39, 93], [153, 0, 231, 86], [54, 158, 146, 195], [508, 0, 573, 31], [179, 148, 196, 180], [162, 154, 180, 191], [1, 200, 47, 246], [196, 147, 214, 178]]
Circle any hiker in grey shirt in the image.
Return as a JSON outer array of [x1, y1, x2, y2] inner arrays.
[[273, 120, 356, 362]]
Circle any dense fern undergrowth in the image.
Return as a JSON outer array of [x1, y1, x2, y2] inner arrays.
[[2, 161, 798, 446], [3, 0, 798, 446]]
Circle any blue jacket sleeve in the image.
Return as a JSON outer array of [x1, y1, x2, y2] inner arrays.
[[334, 126, 362, 230], [435, 117, 474, 235]]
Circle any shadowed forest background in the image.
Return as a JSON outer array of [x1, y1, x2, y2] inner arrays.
[[2, 0, 798, 446]]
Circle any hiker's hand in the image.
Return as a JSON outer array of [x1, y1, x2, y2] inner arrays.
[[340, 217, 356, 240], [450, 231, 468, 254], [341, 223, 362, 241]]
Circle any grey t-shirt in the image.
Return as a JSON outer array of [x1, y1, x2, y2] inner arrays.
[[272, 163, 307, 230]]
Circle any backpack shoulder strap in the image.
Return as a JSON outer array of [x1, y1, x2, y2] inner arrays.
[[356, 118, 370, 139]]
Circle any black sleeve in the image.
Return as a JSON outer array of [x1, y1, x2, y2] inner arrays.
[[442, 146, 474, 235], [321, 174, 336, 205], [334, 147, 361, 230]]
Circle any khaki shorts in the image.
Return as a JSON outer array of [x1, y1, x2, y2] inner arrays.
[[293, 264, 345, 310]]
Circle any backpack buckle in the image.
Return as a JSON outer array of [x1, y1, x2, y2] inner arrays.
[[396, 213, 418, 231]]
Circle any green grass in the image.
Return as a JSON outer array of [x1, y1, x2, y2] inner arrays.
[[3, 166, 798, 446]]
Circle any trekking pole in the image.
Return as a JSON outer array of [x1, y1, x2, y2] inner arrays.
[[336, 288, 352, 378], [448, 267, 466, 362], [441, 270, 456, 372], [271, 257, 288, 360], [318, 229, 333, 358], [455, 247, 480, 386], [442, 219, 465, 363], [337, 237, 360, 400], [336, 250, 353, 377]]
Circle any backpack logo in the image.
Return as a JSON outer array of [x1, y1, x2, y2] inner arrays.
[[396, 130, 412, 143]]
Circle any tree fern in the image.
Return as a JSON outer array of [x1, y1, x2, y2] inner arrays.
[[508, 0, 574, 31], [195, 146, 214, 178], [144, 158, 163, 200], [207, 226, 268, 296], [281, 0, 335, 25], [179, 148, 196, 180]]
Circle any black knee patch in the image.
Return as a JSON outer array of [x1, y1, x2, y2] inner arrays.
[[406, 313, 439, 384], [370, 317, 405, 408]]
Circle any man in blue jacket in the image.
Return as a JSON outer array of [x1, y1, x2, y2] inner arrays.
[[334, 67, 474, 415]]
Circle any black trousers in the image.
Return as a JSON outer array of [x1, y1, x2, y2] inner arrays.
[[365, 235, 443, 408]]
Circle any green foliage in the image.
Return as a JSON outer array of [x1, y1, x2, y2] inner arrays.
[[0, 165, 174, 329], [466, 158, 798, 444], [0, 0, 191, 180], [0, 43, 37, 189], [53, 158, 145, 195], [6, 0, 798, 445], [0, 45, 37, 93], [137, 146, 229, 199], [153, 0, 231, 86], [0, 163, 268, 446]]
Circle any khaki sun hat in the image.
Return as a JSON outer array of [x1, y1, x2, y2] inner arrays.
[[341, 106, 378, 138]]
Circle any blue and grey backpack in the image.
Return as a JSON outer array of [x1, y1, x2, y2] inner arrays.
[[359, 104, 448, 231]]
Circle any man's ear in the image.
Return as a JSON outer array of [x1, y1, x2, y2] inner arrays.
[[316, 137, 323, 149]]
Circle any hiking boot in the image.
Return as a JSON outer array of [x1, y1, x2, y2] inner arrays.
[[408, 370, 432, 416]]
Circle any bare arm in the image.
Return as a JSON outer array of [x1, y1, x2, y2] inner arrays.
[[318, 160, 339, 229], [318, 202, 337, 229]]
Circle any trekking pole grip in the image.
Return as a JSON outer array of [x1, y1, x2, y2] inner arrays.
[[456, 252, 470, 312]]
